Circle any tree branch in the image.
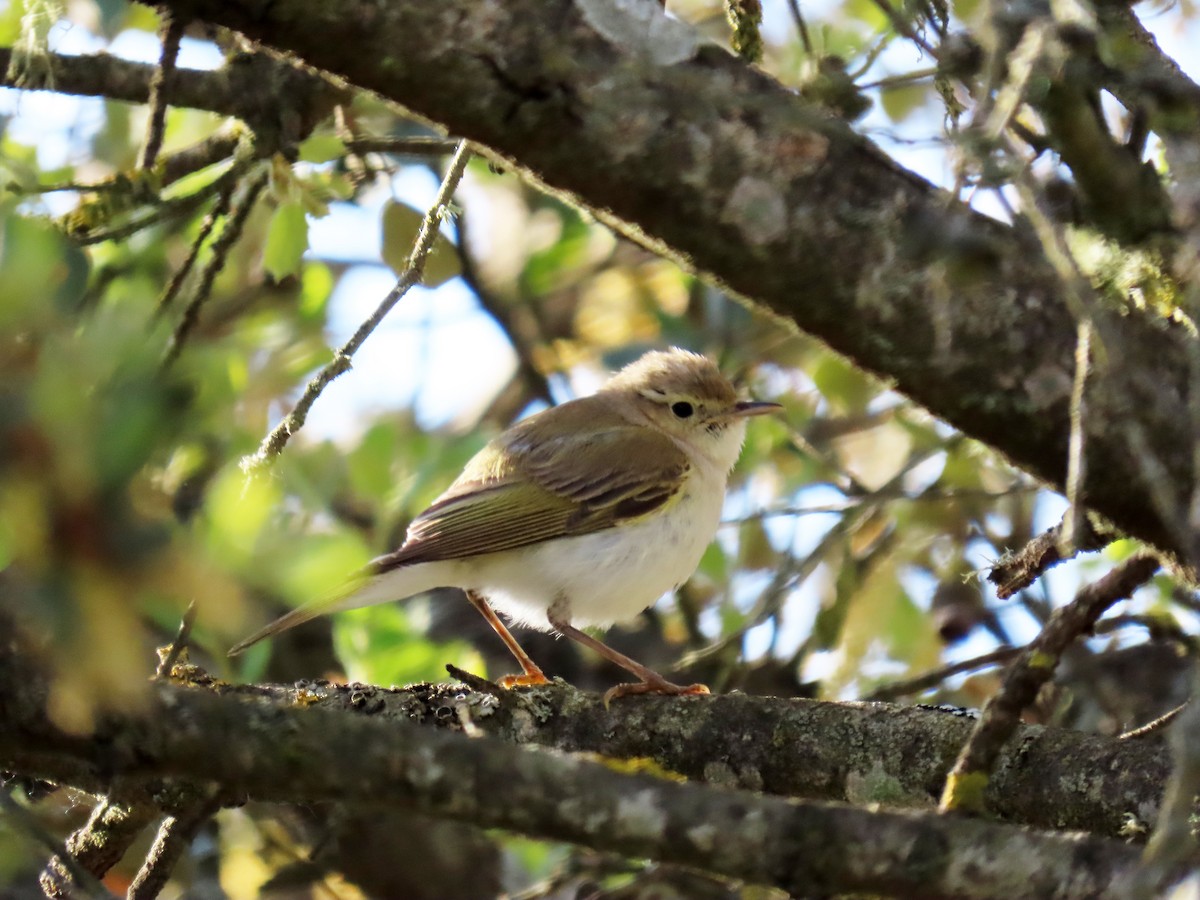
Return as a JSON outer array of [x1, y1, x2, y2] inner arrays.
[[0, 657, 1176, 899], [0, 625, 1167, 844]]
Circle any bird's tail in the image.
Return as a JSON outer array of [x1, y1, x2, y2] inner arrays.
[[227, 561, 446, 657]]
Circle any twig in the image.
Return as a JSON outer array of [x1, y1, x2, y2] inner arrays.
[[1093, 613, 1195, 648], [859, 66, 937, 90], [678, 509, 856, 670], [734, 483, 1039, 523], [68, 160, 246, 246], [241, 140, 472, 471], [156, 600, 198, 679], [785, 0, 813, 54], [1127, 685, 1200, 896], [18, 133, 242, 198], [1060, 318, 1092, 554], [345, 136, 464, 157], [41, 798, 155, 899], [683, 443, 947, 669], [869, 607, 1190, 704], [1119, 701, 1188, 741], [987, 511, 1112, 600], [138, 11, 185, 173], [0, 789, 116, 899], [162, 170, 268, 367], [864, 647, 1021, 702], [126, 796, 221, 900], [445, 663, 505, 696], [152, 178, 236, 320], [867, 0, 935, 56], [940, 552, 1160, 814]]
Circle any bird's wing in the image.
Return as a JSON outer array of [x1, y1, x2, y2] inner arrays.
[[373, 421, 689, 571], [228, 405, 690, 656]]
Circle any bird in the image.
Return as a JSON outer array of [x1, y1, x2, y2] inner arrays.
[[230, 347, 781, 702]]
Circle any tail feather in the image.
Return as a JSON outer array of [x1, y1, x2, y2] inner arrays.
[[227, 561, 449, 657]]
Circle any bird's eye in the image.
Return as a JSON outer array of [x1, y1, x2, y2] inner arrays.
[[671, 401, 694, 419]]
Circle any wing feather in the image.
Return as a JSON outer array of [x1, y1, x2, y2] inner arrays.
[[374, 402, 689, 573]]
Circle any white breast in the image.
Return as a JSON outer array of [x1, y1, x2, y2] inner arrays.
[[460, 467, 728, 630]]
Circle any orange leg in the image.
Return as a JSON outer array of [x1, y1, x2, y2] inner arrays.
[[547, 603, 708, 705], [465, 590, 550, 687]]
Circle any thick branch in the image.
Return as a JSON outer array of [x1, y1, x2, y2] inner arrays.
[[0, 668, 1174, 899], [141, 0, 1197, 564], [0, 46, 340, 143], [1, 635, 1166, 841]]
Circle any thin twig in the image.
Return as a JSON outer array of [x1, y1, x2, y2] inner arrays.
[[1061, 318, 1092, 554], [859, 65, 937, 90], [20, 133, 242, 198], [345, 136, 465, 157], [1128, 683, 1200, 896], [68, 160, 246, 246], [785, 0, 813, 54], [126, 797, 221, 900], [152, 179, 236, 320], [1119, 701, 1188, 741], [162, 170, 268, 367], [1093, 613, 1195, 648], [865, 647, 1021, 702], [0, 789, 115, 899], [156, 600, 198, 679], [867, 0, 935, 56], [940, 553, 1160, 814], [867, 609, 1184, 704], [987, 511, 1112, 600], [733, 484, 1039, 523], [683, 444, 946, 670], [138, 11, 185, 173], [39, 798, 155, 899], [1186, 286, 1200, 571], [241, 140, 473, 471]]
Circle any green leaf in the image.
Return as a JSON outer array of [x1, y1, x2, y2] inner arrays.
[[299, 262, 334, 321], [811, 352, 875, 413], [263, 201, 309, 280], [381, 199, 461, 287], [297, 133, 346, 164], [880, 83, 929, 123]]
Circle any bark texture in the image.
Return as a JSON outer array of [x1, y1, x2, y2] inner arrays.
[[0, 660, 1174, 899]]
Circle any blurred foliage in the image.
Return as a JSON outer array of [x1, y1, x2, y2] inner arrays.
[[0, 0, 1193, 895]]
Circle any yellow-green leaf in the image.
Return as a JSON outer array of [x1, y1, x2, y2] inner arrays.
[[880, 83, 929, 123], [381, 199, 461, 287], [297, 134, 346, 164], [263, 201, 308, 280]]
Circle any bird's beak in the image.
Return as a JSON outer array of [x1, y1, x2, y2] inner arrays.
[[733, 400, 784, 418]]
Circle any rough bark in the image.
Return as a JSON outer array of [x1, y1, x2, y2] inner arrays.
[[0, 662, 1175, 899], [0, 628, 1166, 842]]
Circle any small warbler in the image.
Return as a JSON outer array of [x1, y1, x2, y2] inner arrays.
[[231, 348, 781, 702]]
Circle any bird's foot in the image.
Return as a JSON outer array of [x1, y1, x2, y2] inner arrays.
[[603, 678, 709, 707], [498, 668, 551, 688]]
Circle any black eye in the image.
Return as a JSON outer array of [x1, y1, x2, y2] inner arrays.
[[671, 401, 694, 419]]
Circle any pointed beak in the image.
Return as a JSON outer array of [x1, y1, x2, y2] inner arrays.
[[733, 400, 783, 418]]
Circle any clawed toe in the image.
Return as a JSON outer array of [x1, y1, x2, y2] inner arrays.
[[603, 680, 710, 706], [498, 669, 551, 688]]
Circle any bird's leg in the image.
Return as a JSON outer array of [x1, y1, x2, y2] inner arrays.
[[465, 590, 550, 687], [548, 598, 708, 705]]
